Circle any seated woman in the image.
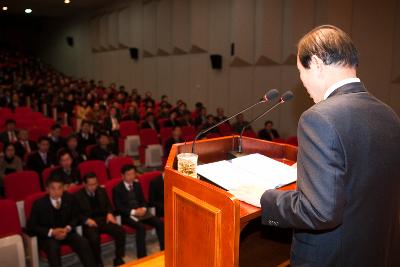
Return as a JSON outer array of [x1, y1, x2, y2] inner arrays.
[[0, 143, 23, 196]]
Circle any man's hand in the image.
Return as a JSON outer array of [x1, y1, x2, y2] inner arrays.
[[52, 228, 67, 240], [106, 213, 117, 224], [86, 218, 98, 227], [135, 207, 147, 217]]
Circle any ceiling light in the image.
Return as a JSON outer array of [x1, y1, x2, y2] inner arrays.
[[25, 8, 32, 14], [2, 6, 8, 11], [64, 0, 70, 4]]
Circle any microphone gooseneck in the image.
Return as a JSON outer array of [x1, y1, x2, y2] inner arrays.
[[237, 90, 294, 153], [191, 89, 280, 154]]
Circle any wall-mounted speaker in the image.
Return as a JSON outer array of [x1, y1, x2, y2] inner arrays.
[[66, 36, 74, 47], [129, 48, 139, 60], [210, 54, 222, 70]]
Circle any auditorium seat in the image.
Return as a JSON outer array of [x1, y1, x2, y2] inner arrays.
[[36, 118, 55, 130], [78, 160, 109, 185], [85, 144, 96, 157], [119, 121, 139, 138], [160, 127, 173, 141], [41, 166, 61, 188], [218, 123, 233, 136], [242, 129, 257, 138], [15, 106, 33, 114], [108, 156, 134, 179], [181, 125, 196, 137], [272, 138, 287, 144], [60, 125, 73, 138], [138, 171, 162, 202], [29, 127, 50, 142], [286, 136, 298, 146], [205, 133, 221, 139], [139, 128, 163, 166], [4, 171, 41, 202], [0, 200, 26, 267], [119, 121, 140, 156]]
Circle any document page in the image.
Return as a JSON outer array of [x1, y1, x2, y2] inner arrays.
[[197, 153, 297, 206]]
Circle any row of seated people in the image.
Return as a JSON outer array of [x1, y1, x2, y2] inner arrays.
[[27, 164, 164, 267]]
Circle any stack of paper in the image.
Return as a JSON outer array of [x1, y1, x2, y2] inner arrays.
[[197, 153, 297, 207]]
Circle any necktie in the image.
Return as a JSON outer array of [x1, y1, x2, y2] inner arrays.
[[55, 200, 61, 209], [129, 184, 133, 192]]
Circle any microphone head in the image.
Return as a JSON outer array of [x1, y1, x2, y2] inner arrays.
[[281, 91, 294, 102], [264, 89, 280, 102]]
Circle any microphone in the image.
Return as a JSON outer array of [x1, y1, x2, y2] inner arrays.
[[237, 90, 294, 154], [191, 89, 280, 153]]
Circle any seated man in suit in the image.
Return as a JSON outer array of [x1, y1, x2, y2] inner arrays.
[[141, 112, 160, 133], [26, 136, 56, 185], [258, 120, 280, 141], [49, 124, 66, 155], [90, 132, 118, 162], [14, 129, 37, 160], [149, 173, 164, 217], [65, 135, 85, 168], [0, 119, 18, 144], [75, 173, 126, 267], [164, 126, 183, 156], [77, 120, 97, 155], [26, 175, 96, 267], [51, 149, 81, 189], [113, 164, 164, 258]]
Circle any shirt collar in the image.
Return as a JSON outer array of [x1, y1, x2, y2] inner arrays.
[[324, 77, 361, 100], [123, 181, 132, 191], [49, 197, 61, 207]]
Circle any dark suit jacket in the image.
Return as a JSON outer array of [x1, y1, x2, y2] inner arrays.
[[89, 144, 117, 161], [258, 128, 280, 141], [0, 130, 18, 144], [164, 137, 183, 156], [260, 82, 400, 266], [50, 167, 81, 185], [141, 121, 160, 133], [149, 175, 164, 217], [26, 151, 56, 176], [26, 192, 80, 239], [112, 181, 147, 218], [14, 140, 38, 159], [77, 132, 96, 154], [74, 187, 114, 224], [49, 137, 66, 154]]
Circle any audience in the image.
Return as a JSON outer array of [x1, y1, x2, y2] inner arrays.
[[65, 134, 85, 167], [113, 164, 164, 259], [50, 150, 81, 189], [75, 173, 126, 267], [164, 126, 184, 156], [48, 124, 66, 155], [90, 132, 117, 162], [0, 143, 23, 194], [258, 120, 280, 141], [232, 113, 251, 133], [0, 119, 18, 144], [26, 175, 96, 267], [0, 49, 286, 264], [26, 136, 56, 182], [14, 129, 37, 159], [77, 120, 97, 154]]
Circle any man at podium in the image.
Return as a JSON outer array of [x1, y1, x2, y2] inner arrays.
[[257, 25, 400, 266]]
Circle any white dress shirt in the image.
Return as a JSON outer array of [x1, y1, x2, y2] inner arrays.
[[324, 77, 361, 100]]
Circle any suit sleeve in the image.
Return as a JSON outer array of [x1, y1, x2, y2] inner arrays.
[[26, 200, 51, 238], [260, 110, 347, 230], [113, 185, 131, 217]]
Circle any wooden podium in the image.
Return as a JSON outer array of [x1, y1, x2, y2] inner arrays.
[[164, 136, 297, 267]]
